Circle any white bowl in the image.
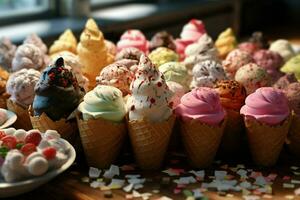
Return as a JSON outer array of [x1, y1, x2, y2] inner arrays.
[[0, 108, 17, 129], [0, 140, 76, 198]]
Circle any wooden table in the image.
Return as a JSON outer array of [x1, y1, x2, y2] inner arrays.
[[7, 148, 300, 200]]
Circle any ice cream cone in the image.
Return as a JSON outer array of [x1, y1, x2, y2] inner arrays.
[[244, 114, 292, 167], [6, 99, 32, 130], [127, 114, 176, 170], [217, 109, 245, 158], [29, 106, 78, 145], [179, 118, 226, 168], [76, 113, 126, 168], [286, 113, 300, 157]]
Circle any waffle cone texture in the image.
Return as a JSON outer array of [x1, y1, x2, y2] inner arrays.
[[179, 117, 227, 168], [76, 113, 126, 168], [127, 115, 176, 170], [286, 113, 300, 157], [244, 114, 292, 167], [6, 99, 32, 130]]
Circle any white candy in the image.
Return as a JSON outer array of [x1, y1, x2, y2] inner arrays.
[[3, 128, 16, 135], [27, 157, 48, 176], [14, 129, 27, 141], [48, 139, 68, 153], [44, 130, 60, 140], [25, 152, 43, 164], [38, 139, 50, 149]]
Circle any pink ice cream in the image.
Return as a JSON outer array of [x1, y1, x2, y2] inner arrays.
[[240, 87, 290, 125], [117, 30, 149, 54], [253, 50, 284, 81], [238, 42, 260, 55], [175, 19, 206, 60], [175, 87, 225, 125]]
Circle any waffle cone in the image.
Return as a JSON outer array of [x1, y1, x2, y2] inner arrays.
[[6, 99, 32, 130], [76, 113, 126, 168], [218, 109, 245, 158], [286, 113, 300, 157], [179, 118, 226, 168], [29, 107, 78, 145], [127, 115, 176, 170], [245, 114, 292, 167]]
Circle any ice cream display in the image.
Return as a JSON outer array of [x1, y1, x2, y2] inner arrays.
[[158, 62, 189, 90], [0, 129, 70, 183], [77, 19, 114, 89], [269, 39, 295, 62], [0, 37, 16, 71], [126, 54, 175, 169], [222, 49, 253, 79], [105, 40, 117, 56], [166, 81, 185, 108], [184, 33, 219, 70], [215, 28, 237, 59], [24, 33, 48, 55], [148, 47, 179, 67], [190, 60, 227, 88], [32, 57, 82, 121], [12, 44, 45, 72], [240, 87, 291, 166], [149, 31, 176, 51], [235, 63, 270, 95], [175, 87, 226, 167], [280, 54, 300, 80], [117, 29, 148, 54], [273, 73, 298, 90], [214, 80, 246, 157], [51, 51, 89, 91], [49, 29, 77, 56], [77, 85, 126, 168], [175, 19, 207, 59], [96, 62, 134, 96]]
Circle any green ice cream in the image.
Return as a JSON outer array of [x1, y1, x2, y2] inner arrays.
[[159, 62, 189, 89], [149, 47, 179, 67], [281, 54, 300, 80], [78, 85, 126, 121]]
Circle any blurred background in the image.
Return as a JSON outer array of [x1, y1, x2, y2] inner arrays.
[[0, 0, 299, 44]]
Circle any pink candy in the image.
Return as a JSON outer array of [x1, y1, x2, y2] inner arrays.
[[117, 29, 149, 54]]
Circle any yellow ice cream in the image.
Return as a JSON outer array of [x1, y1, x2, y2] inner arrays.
[[49, 29, 77, 56], [215, 28, 237, 59], [77, 19, 114, 90], [148, 47, 179, 67], [281, 54, 300, 80]]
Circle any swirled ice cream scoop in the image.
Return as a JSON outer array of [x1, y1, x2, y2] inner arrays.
[[269, 39, 295, 62], [240, 87, 290, 125], [190, 60, 227, 88], [33, 57, 83, 121], [78, 85, 126, 121], [280, 54, 300, 80], [49, 29, 77, 55], [117, 30, 149, 53], [127, 55, 173, 122], [222, 49, 253, 79], [0, 37, 16, 71], [51, 51, 89, 91], [12, 44, 44, 72], [115, 47, 143, 61], [6, 69, 41, 108], [149, 47, 179, 67], [215, 28, 237, 58], [175, 87, 225, 125], [96, 62, 134, 96], [184, 33, 219, 70], [159, 62, 189, 90], [175, 19, 206, 59], [166, 81, 185, 108], [24, 34, 48, 54], [149, 31, 176, 51]]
